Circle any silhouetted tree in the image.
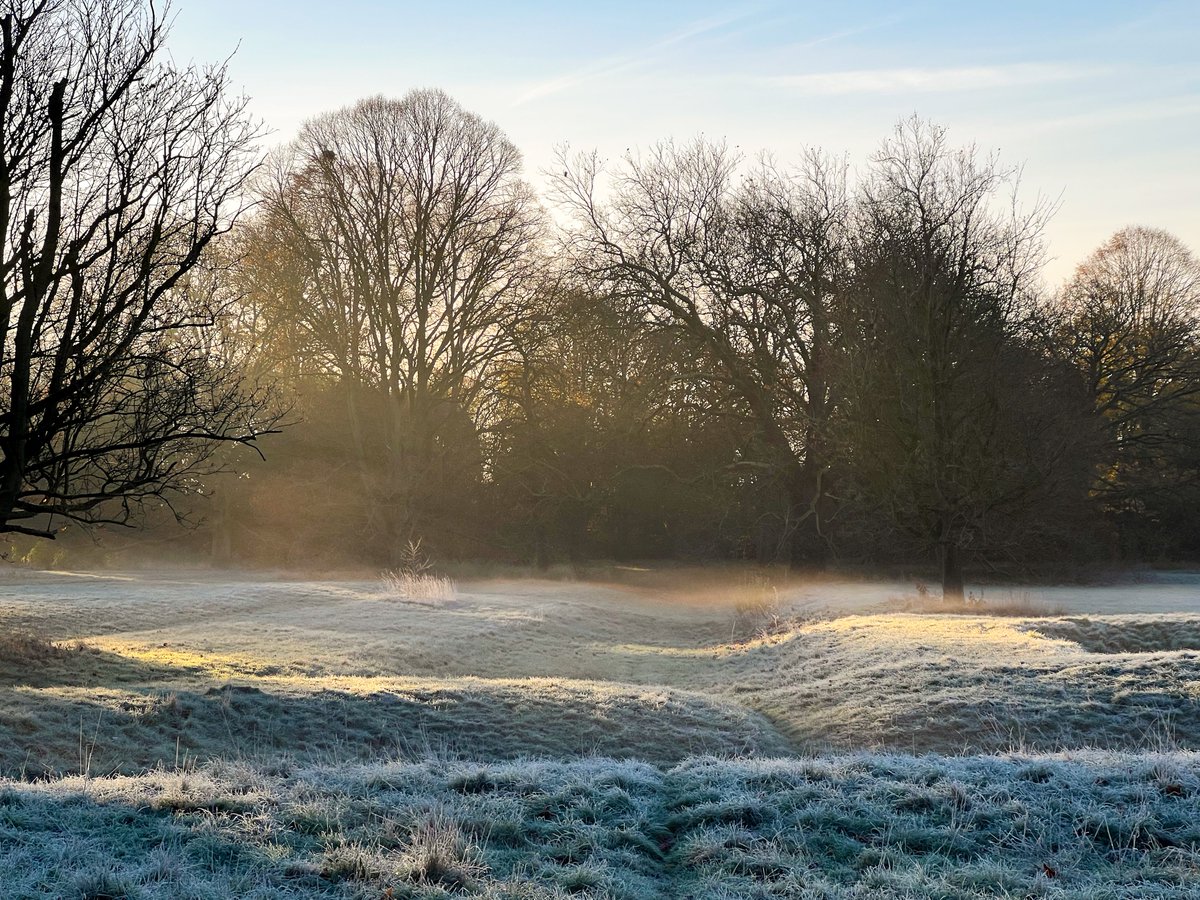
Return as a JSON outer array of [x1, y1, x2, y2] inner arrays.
[[1055, 226, 1200, 556], [0, 0, 277, 539], [840, 119, 1062, 598], [491, 280, 742, 564], [553, 142, 850, 565]]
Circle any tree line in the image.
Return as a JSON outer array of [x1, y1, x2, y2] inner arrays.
[[2, 3, 1199, 596]]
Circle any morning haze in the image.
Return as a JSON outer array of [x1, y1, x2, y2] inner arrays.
[[1, 1, 1200, 897]]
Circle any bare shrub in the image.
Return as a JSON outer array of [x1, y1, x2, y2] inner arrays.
[[398, 538, 433, 576], [380, 538, 457, 605]]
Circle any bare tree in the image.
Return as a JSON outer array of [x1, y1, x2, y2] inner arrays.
[[1054, 227, 1200, 549], [245, 90, 541, 552], [0, 0, 277, 539], [1058, 227, 1200, 450], [552, 141, 849, 565], [842, 118, 1060, 599]]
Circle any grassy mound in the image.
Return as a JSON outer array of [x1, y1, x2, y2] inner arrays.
[[4, 751, 1199, 898], [705, 615, 1200, 753], [1027, 616, 1200, 654]]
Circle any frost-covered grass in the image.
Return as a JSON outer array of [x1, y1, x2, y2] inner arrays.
[[0, 665, 789, 776], [4, 570, 1200, 895], [4, 573, 1200, 771], [1027, 616, 1200, 654], [4, 751, 1200, 898], [713, 614, 1200, 754]]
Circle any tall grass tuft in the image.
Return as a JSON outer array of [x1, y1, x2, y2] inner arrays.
[[730, 574, 784, 639], [379, 570, 458, 606], [380, 537, 458, 605]]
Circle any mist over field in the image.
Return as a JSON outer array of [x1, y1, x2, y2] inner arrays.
[[1, 0, 1199, 897]]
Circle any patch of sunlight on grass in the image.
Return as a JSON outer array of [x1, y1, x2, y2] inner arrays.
[[607, 643, 725, 658], [609, 628, 808, 658], [41, 570, 138, 581], [90, 641, 297, 679], [808, 613, 1081, 654]]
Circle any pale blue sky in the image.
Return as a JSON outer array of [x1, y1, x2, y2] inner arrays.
[[169, 1, 1199, 282]]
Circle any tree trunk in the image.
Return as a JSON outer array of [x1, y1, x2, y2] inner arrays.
[[941, 540, 965, 601], [785, 462, 829, 571]]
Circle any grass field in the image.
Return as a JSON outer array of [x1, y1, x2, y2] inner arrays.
[[2, 567, 1200, 897]]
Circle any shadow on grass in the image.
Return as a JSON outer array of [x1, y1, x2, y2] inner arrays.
[[1030, 617, 1200, 653], [1, 672, 795, 778], [7, 752, 1200, 899]]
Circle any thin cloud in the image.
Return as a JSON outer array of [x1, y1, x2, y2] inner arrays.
[[513, 7, 755, 106], [784, 10, 912, 53], [1006, 96, 1200, 137], [760, 63, 1103, 95], [514, 57, 642, 106]]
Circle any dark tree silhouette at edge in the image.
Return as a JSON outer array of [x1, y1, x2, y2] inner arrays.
[[0, 0, 279, 539]]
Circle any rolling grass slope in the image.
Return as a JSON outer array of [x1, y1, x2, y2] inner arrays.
[[4, 570, 1200, 897], [5, 574, 1200, 770], [706, 614, 1200, 753]]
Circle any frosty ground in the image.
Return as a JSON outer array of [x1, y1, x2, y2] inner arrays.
[[2, 568, 1200, 898]]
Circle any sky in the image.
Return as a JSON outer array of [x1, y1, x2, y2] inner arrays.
[[168, 0, 1200, 284]]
